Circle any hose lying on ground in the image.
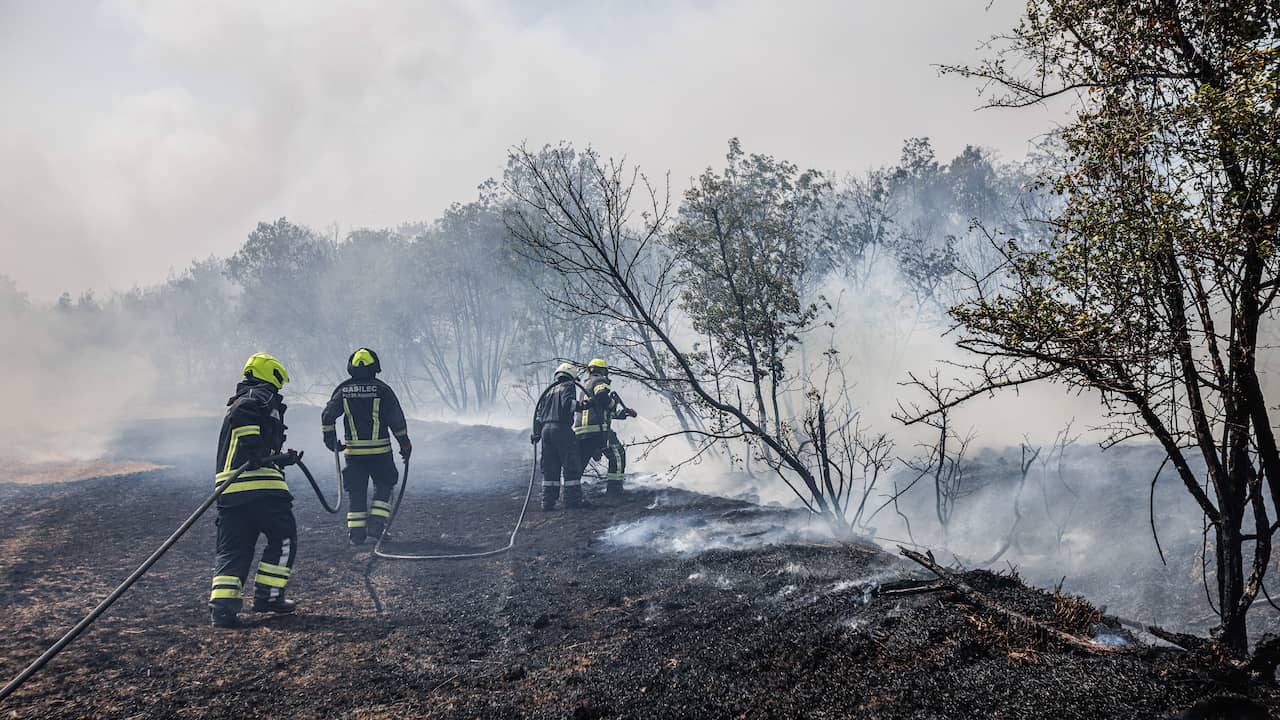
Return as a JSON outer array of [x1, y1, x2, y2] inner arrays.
[[369, 379, 568, 561], [0, 456, 282, 703], [371, 450, 538, 561]]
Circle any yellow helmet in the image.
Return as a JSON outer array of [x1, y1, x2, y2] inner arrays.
[[587, 358, 608, 373], [243, 353, 289, 389], [347, 347, 381, 377]]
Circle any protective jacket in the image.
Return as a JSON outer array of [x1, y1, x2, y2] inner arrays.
[[534, 376, 579, 434], [575, 374, 622, 436], [215, 379, 290, 507], [321, 378, 409, 457], [534, 375, 585, 509]]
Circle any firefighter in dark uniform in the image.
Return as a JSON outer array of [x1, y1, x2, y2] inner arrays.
[[209, 353, 304, 628], [532, 362, 587, 510], [575, 358, 637, 500], [321, 348, 412, 545]]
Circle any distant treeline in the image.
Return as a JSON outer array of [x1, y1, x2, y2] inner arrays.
[[0, 138, 1042, 414]]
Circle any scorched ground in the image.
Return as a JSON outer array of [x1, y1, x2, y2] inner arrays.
[[1, 420, 1276, 719]]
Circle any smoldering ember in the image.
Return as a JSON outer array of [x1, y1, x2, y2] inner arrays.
[[3, 3, 1280, 719]]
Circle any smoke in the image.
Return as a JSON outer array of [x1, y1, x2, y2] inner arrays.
[[1, 0, 1061, 302], [0, 295, 172, 463], [600, 506, 838, 555], [0, 0, 1230, 642]]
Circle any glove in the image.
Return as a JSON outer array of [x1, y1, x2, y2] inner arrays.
[[627, 408, 638, 418], [530, 433, 541, 445], [278, 449, 303, 467], [399, 437, 413, 461], [323, 431, 338, 452]]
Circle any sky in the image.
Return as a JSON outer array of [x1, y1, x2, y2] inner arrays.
[[0, 0, 1065, 301]]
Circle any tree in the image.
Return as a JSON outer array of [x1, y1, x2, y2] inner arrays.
[[504, 143, 706, 439], [225, 217, 335, 387], [910, 0, 1280, 655], [505, 141, 884, 535], [155, 257, 243, 394], [401, 192, 522, 413], [0, 275, 28, 314], [667, 139, 829, 441]]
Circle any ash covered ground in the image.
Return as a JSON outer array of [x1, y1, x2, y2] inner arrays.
[[1, 418, 1277, 719]]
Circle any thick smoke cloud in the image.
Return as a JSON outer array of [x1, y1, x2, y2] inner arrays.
[[1, 0, 1063, 301]]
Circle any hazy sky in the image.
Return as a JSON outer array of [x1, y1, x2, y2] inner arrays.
[[1, 0, 1063, 301]]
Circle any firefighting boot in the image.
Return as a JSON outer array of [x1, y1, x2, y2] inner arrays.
[[366, 516, 385, 541], [349, 526, 367, 546], [564, 486, 590, 509], [541, 485, 560, 511], [253, 596, 297, 614], [605, 480, 624, 501], [210, 604, 240, 629]]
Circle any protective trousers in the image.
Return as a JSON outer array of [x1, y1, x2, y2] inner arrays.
[[210, 497, 298, 610], [343, 453, 399, 540], [579, 430, 626, 496], [540, 422, 583, 509]]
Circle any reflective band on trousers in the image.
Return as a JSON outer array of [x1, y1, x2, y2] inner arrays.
[[210, 575, 242, 601], [255, 573, 287, 588], [575, 425, 608, 435], [258, 561, 290, 577]]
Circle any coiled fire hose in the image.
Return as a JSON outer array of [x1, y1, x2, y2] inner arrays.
[[368, 379, 573, 561]]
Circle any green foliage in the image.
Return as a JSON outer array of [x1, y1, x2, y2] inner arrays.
[[668, 139, 826, 406], [936, 0, 1280, 654]]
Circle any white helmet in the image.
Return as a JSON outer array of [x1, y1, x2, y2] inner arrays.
[[554, 362, 577, 380]]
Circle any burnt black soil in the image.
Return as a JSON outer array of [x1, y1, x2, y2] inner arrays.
[[1, 421, 1277, 719]]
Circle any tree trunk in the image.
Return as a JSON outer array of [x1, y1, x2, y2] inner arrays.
[[1216, 510, 1248, 656]]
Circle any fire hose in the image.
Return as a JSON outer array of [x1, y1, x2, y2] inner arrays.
[[297, 450, 339, 514], [0, 454, 297, 703], [370, 376, 637, 561], [366, 381, 569, 562], [369, 453, 537, 561]]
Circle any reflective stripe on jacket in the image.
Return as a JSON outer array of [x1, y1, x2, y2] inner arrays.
[[215, 380, 290, 505], [321, 377, 409, 456], [575, 374, 616, 436]]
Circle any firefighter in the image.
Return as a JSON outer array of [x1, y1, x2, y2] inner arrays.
[[532, 362, 587, 510], [321, 348, 412, 545], [209, 353, 304, 629], [575, 358, 637, 500]]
